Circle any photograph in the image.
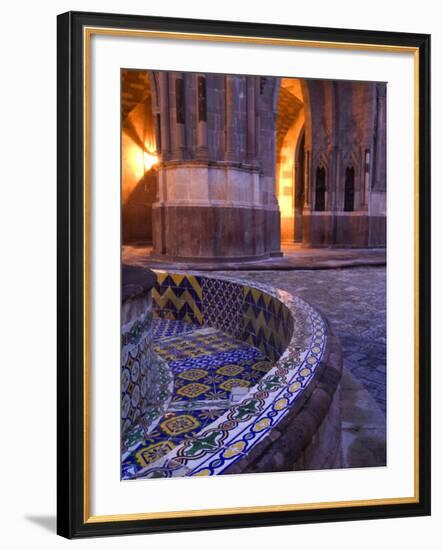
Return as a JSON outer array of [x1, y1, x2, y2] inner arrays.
[[55, 10, 430, 537], [0, 0, 435, 545], [120, 69, 388, 480]]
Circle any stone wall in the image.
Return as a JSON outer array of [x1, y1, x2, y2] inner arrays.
[[301, 80, 387, 247]]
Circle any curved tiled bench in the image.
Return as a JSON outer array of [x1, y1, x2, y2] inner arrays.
[[122, 269, 343, 478], [121, 266, 172, 440]]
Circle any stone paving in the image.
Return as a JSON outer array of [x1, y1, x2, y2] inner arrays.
[[123, 243, 386, 271], [212, 267, 387, 415]]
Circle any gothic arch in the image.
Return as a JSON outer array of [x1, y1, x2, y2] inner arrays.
[[275, 78, 310, 242], [314, 164, 327, 212], [341, 149, 362, 211], [344, 166, 355, 212]]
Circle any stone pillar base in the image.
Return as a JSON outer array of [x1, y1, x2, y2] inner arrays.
[[152, 204, 281, 261], [302, 212, 386, 248]]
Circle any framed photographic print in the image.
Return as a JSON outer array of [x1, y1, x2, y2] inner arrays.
[[57, 10, 431, 538]]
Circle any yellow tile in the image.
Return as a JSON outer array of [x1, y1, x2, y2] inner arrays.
[[251, 288, 261, 304], [254, 418, 271, 432], [155, 271, 167, 285], [170, 273, 185, 286], [187, 275, 202, 299], [272, 299, 281, 315], [135, 440, 175, 467], [151, 288, 161, 305], [223, 441, 245, 458]]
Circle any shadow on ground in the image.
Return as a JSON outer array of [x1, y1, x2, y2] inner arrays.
[[25, 515, 56, 533]]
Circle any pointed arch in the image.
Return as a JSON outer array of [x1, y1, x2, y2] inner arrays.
[[344, 166, 355, 212], [315, 164, 326, 212]]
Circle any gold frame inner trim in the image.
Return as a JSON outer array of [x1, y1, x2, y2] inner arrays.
[[83, 26, 420, 524]]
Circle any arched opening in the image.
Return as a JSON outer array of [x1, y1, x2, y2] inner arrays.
[[344, 166, 355, 212], [315, 166, 326, 211], [276, 78, 306, 243], [121, 69, 158, 244]]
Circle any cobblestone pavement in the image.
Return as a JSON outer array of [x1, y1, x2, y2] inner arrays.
[[212, 268, 387, 414], [123, 244, 386, 271]]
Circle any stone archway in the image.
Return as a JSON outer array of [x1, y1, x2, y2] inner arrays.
[[275, 78, 308, 243]]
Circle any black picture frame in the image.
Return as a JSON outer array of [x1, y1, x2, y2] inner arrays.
[[57, 10, 431, 539]]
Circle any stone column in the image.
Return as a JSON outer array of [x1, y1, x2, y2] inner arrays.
[[330, 145, 339, 212], [294, 159, 302, 242], [369, 83, 387, 246], [361, 149, 370, 209], [246, 76, 256, 162], [304, 149, 311, 208], [152, 72, 281, 261], [169, 72, 186, 160], [225, 75, 237, 162], [196, 74, 208, 160], [158, 72, 171, 160], [373, 84, 387, 192]]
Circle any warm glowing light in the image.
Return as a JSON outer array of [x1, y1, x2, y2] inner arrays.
[[143, 150, 158, 171], [278, 196, 293, 218]]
